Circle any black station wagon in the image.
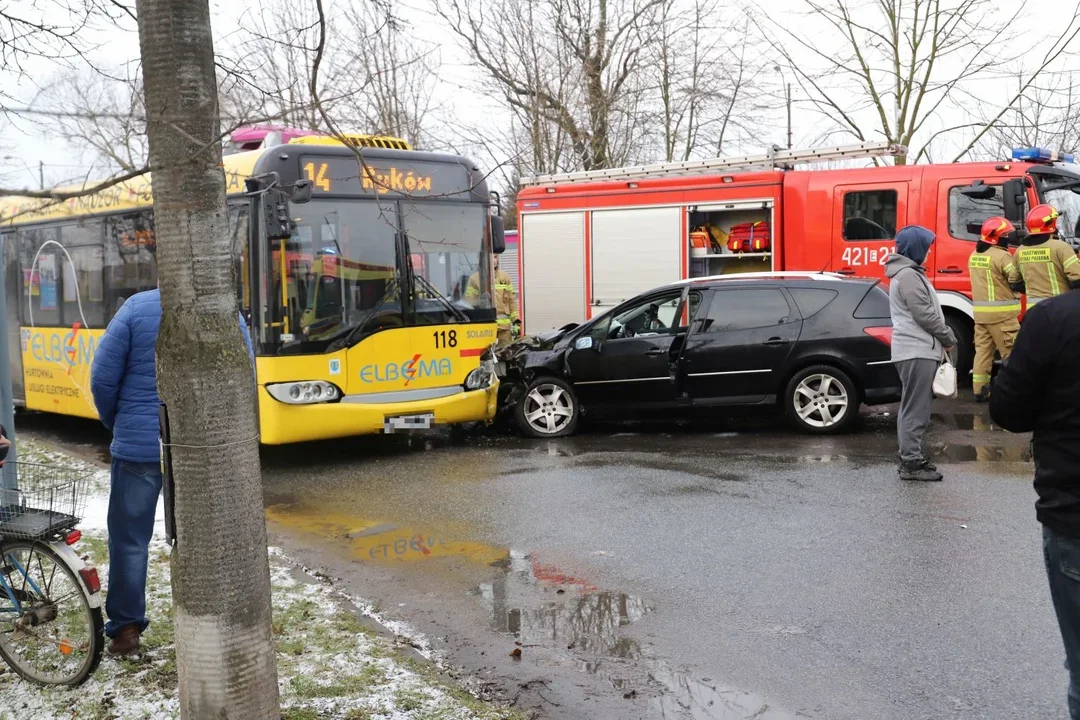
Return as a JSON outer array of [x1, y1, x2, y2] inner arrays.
[[496, 273, 901, 437]]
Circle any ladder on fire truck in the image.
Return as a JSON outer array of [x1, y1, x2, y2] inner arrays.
[[520, 141, 907, 186]]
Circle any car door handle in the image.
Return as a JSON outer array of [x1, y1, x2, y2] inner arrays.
[[836, 267, 856, 276], [938, 266, 963, 274], [644, 347, 666, 356], [763, 337, 790, 347]]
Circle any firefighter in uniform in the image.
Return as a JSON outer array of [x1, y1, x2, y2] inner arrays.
[[1016, 203, 1080, 306], [968, 216, 1023, 402], [466, 254, 519, 345]]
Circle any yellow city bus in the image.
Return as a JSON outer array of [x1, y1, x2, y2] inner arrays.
[[0, 136, 504, 443]]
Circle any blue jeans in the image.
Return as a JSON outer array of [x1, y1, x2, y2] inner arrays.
[[1044, 525, 1080, 720], [105, 459, 162, 638]]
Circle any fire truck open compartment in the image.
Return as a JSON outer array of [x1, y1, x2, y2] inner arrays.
[[687, 201, 774, 279]]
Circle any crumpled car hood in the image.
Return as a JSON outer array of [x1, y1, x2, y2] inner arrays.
[[495, 323, 579, 362]]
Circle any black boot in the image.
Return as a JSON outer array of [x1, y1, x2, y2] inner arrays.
[[899, 459, 943, 482], [974, 386, 990, 404]]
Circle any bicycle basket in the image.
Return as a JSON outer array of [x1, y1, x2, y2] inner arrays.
[[0, 462, 92, 541]]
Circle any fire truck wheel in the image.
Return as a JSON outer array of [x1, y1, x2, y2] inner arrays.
[[784, 365, 858, 435], [516, 376, 580, 438]]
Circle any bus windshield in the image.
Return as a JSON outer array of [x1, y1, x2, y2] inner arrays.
[[258, 197, 496, 354]]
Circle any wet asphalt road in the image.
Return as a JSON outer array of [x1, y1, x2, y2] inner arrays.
[[253, 399, 1057, 720], [18, 398, 1058, 719]]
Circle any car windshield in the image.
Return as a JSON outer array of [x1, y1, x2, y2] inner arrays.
[[257, 197, 495, 354]]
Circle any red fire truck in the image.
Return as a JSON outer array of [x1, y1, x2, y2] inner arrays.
[[514, 142, 1080, 376]]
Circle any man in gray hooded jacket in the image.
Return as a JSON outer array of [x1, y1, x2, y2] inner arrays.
[[885, 225, 957, 481]]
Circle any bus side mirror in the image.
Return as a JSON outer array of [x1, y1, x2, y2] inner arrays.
[[491, 215, 506, 255], [1003, 178, 1027, 224], [291, 179, 313, 204], [264, 188, 295, 241]]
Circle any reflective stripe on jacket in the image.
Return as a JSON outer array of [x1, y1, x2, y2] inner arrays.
[[466, 269, 518, 323], [968, 246, 1022, 324], [1018, 238, 1080, 300]]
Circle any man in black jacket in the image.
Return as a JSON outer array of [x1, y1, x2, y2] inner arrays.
[[990, 289, 1080, 719]]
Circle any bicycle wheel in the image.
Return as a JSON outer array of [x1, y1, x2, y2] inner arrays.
[[0, 540, 104, 686]]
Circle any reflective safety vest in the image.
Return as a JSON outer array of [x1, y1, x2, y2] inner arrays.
[[968, 246, 1021, 324], [466, 269, 519, 327], [1017, 238, 1080, 304]]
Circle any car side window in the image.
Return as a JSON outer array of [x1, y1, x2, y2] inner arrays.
[[607, 291, 683, 340], [698, 289, 791, 332]]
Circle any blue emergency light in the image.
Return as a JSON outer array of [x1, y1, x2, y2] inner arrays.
[[1012, 147, 1076, 164]]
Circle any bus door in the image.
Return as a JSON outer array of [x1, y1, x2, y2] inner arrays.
[[832, 182, 909, 280], [931, 176, 1029, 295]]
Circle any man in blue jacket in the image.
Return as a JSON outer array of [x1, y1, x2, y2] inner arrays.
[[90, 288, 252, 655]]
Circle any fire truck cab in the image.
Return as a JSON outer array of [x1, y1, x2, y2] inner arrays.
[[515, 144, 1080, 378]]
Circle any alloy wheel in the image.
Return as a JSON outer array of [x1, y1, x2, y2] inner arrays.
[[523, 383, 575, 435], [792, 373, 849, 429]]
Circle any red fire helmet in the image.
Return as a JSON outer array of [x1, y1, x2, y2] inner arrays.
[[1026, 203, 1060, 236], [979, 216, 1014, 246]]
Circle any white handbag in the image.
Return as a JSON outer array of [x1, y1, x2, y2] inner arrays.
[[933, 361, 958, 399]]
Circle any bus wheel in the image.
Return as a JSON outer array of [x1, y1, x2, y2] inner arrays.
[[944, 313, 973, 387]]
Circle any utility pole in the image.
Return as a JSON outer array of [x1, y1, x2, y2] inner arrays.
[[38, 162, 44, 191], [774, 66, 793, 150], [786, 82, 793, 150]]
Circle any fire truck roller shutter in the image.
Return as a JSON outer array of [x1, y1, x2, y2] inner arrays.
[[501, 244, 519, 296], [591, 207, 682, 312], [520, 211, 586, 333]]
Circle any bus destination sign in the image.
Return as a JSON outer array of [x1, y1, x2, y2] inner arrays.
[[299, 156, 472, 198]]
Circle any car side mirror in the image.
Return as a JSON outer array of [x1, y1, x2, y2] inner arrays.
[[574, 336, 593, 351], [491, 216, 506, 255]]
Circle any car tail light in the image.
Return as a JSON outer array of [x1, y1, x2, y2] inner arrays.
[[864, 326, 893, 345], [65, 530, 81, 545], [79, 567, 101, 594]]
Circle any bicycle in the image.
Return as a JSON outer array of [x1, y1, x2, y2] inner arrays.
[[0, 462, 104, 686]]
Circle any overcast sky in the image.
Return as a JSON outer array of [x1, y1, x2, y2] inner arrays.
[[2, 0, 1076, 191]]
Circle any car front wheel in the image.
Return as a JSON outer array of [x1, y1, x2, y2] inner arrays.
[[784, 365, 858, 434], [515, 377, 580, 438]]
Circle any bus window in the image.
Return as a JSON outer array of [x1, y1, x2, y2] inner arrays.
[[228, 204, 249, 315], [58, 221, 106, 328], [18, 227, 62, 327], [105, 213, 157, 315]]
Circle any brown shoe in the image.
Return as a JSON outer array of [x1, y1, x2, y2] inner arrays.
[[107, 625, 141, 656]]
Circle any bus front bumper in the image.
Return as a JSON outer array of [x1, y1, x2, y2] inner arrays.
[[257, 381, 499, 444]]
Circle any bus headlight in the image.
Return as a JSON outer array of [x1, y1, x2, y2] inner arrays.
[[464, 356, 496, 391], [266, 381, 341, 404]]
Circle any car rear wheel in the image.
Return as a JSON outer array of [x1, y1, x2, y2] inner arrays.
[[784, 365, 858, 434], [516, 377, 580, 438]]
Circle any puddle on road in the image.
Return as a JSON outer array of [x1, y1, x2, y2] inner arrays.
[[264, 504, 510, 567], [931, 412, 1002, 432], [928, 443, 1032, 463], [651, 663, 800, 720], [476, 551, 653, 661]]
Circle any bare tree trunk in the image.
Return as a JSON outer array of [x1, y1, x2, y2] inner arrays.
[[135, 0, 279, 717]]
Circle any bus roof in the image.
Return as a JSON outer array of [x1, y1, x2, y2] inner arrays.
[[0, 149, 264, 227], [0, 133, 420, 227]]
